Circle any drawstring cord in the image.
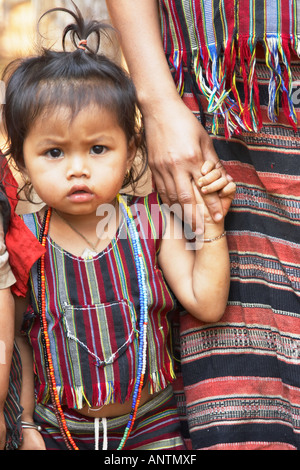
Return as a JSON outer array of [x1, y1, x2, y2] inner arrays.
[[102, 417, 108, 450], [94, 417, 108, 450]]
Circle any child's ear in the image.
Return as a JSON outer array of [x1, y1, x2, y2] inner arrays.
[[127, 137, 137, 168]]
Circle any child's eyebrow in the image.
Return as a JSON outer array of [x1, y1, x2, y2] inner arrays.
[[35, 138, 66, 147], [83, 134, 116, 143], [35, 134, 117, 148]]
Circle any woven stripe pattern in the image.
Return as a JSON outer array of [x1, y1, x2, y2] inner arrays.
[[159, 0, 299, 137], [21, 193, 177, 410]]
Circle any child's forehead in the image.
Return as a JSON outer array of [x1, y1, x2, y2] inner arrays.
[[24, 78, 134, 139], [32, 78, 118, 116], [40, 102, 112, 118], [29, 103, 122, 136]]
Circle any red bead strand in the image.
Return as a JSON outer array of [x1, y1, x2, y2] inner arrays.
[[38, 200, 148, 451], [39, 208, 79, 450]]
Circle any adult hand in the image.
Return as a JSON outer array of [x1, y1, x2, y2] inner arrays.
[[144, 97, 229, 233], [197, 160, 236, 222]]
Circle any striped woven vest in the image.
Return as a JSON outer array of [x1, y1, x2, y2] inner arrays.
[[21, 193, 177, 409]]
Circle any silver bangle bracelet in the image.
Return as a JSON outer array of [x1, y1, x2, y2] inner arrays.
[[203, 231, 226, 243], [21, 421, 42, 432]]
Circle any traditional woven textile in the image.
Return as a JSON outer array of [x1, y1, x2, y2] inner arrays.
[[159, 0, 300, 137], [159, 0, 300, 450], [33, 385, 185, 450], [180, 58, 300, 450], [21, 193, 177, 410]]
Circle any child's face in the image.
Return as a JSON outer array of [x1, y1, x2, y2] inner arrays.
[[23, 104, 135, 216]]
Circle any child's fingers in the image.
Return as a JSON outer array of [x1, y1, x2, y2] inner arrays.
[[198, 168, 222, 188], [199, 175, 229, 194], [219, 181, 237, 198], [200, 160, 216, 175]]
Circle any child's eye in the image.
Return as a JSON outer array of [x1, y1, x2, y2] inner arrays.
[[46, 148, 63, 158], [91, 145, 106, 155]]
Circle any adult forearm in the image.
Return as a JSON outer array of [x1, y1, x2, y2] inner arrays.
[[0, 289, 14, 409], [106, 0, 180, 112]]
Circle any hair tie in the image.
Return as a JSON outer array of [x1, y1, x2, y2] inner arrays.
[[78, 39, 87, 51]]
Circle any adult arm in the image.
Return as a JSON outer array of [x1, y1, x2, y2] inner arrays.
[[0, 214, 15, 450], [15, 295, 46, 450], [0, 288, 14, 450], [106, 0, 227, 231]]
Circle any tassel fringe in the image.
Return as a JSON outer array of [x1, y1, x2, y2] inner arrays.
[[35, 369, 176, 409], [168, 39, 298, 137]]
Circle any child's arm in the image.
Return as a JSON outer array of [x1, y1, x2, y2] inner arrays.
[[158, 162, 236, 322], [15, 295, 46, 450]]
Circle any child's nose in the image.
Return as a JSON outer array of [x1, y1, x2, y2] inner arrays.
[[66, 154, 90, 179]]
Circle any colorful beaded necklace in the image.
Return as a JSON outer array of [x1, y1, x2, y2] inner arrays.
[[37, 194, 148, 450]]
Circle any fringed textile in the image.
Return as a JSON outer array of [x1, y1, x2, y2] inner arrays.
[[159, 0, 299, 137]]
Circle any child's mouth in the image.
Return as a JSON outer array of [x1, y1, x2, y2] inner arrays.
[[68, 185, 94, 202]]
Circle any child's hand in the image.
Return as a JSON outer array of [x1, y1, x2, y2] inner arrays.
[[197, 161, 236, 220]]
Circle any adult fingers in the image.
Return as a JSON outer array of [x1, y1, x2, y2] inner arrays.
[[194, 177, 224, 223], [197, 143, 226, 221], [198, 191, 224, 222], [152, 167, 177, 207], [172, 169, 205, 234]]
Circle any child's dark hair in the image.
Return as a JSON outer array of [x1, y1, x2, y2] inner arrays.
[[1, 2, 147, 196]]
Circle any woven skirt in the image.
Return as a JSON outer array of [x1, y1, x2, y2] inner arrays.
[[180, 59, 300, 450], [34, 385, 185, 450]]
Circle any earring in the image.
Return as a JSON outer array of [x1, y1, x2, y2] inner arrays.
[[125, 169, 130, 179]]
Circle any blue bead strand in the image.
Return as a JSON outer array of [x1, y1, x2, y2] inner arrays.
[[117, 195, 148, 450]]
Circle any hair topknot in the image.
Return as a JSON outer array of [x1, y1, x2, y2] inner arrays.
[[39, 1, 113, 54]]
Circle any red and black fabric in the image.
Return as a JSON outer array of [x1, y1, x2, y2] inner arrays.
[[0, 155, 45, 297], [159, 0, 300, 450]]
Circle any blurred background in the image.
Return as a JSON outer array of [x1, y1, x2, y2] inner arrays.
[[0, 0, 112, 70]]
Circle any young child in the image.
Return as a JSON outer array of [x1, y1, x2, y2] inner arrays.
[[2, 5, 235, 450]]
